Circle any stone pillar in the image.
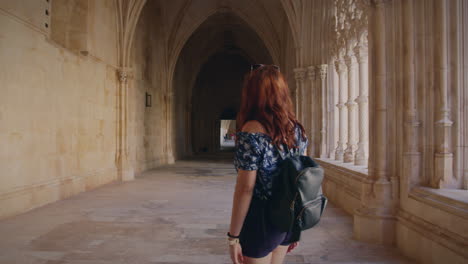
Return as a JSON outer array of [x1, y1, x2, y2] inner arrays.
[[294, 68, 307, 123], [354, 43, 369, 166], [166, 91, 175, 164], [433, 0, 454, 188], [117, 68, 135, 181], [371, 0, 389, 183], [319, 64, 328, 158], [307, 66, 316, 156], [344, 50, 358, 163], [330, 62, 339, 159], [334, 59, 347, 161], [402, 0, 421, 192], [353, 0, 396, 246]]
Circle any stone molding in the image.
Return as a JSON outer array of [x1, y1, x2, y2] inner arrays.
[[118, 68, 133, 84], [409, 187, 468, 219], [307, 66, 316, 80], [318, 64, 328, 80], [0, 167, 118, 219], [397, 208, 468, 259], [293, 67, 307, 81]]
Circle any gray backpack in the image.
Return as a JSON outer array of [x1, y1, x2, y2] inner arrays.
[[267, 145, 328, 232]]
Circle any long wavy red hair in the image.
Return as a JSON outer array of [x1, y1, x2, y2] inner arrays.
[[237, 65, 306, 149]]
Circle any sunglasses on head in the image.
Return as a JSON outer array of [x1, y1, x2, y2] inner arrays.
[[250, 64, 280, 72]]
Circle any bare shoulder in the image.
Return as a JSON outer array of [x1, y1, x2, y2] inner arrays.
[[241, 120, 267, 133]]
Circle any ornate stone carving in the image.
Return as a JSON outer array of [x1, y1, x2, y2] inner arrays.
[[118, 69, 128, 84], [293, 68, 307, 122], [332, 0, 370, 57], [334, 60, 347, 161], [344, 52, 358, 163], [318, 64, 328, 158], [294, 67, 307, 81], [353, 43, 369, 166], [307, 66, 316, 80], [319, 64, 328, 80]]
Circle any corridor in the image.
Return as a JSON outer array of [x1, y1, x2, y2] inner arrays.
[[0, 160, 412, 264]]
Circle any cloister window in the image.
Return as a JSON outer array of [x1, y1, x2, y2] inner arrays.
[[325, 0, 369, 167]]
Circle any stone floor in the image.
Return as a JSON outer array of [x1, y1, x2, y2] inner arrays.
[[0, 160, 414, 264]]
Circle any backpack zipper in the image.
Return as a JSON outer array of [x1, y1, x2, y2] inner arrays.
[[296, 195, 323, 219], [290, 193, 298, 209], [290, 169, 309, 209], [291, 167, 320, 210]]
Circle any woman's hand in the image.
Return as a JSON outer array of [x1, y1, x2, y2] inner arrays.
[[229, 243, 244, 264], [287, 242, 299, 253]]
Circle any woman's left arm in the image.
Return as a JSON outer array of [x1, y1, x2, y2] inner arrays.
[[229, 169, 257, 236]]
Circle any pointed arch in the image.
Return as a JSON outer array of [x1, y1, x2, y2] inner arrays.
[[116, 0, 147, 69], [166, 6, 282, 83], [279, 0, 300, 49]]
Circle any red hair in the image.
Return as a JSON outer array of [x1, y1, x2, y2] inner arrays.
[[237, 65, 306, 149]]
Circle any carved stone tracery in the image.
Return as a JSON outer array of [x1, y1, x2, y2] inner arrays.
[[332, 0, 369, 57], [330, 0, 369, 165]]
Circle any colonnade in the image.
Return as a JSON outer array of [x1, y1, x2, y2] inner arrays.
[[294, 42, 369, 167]]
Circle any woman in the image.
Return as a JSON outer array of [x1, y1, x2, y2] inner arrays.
[[228, 64, 308, 264]]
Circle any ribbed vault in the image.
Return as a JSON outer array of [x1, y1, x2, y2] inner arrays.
[[173, 11, 274, 157]]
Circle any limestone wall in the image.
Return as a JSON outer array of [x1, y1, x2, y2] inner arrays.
[[0, 1, 120, 219], [130, 0, 170, 174]]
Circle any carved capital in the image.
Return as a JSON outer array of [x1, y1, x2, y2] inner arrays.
[[354, 44, 369, 63], [319, 64, 328, 80], [334, 60, 346, 74], [118, 68, 132, 84], [307, 66, 316, 80], [333, 0, 370, 57], [344, 53, 357, 68], [293, 68, 307, 81]]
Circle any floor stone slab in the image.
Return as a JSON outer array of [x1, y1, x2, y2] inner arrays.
[[0, 160, 414, 264]]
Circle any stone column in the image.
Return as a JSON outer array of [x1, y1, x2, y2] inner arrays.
[[294, 68, 307, 123], [307, 66, 316, 156], [319, 64, 328, 158], [166, 91, 175, 164], [354, 43, 369, 166], [344, 49, 358, 163], [402, 0, 421, 192], [353, 0, 396, 246], [330, 62, 339, 159], [433, 0, 454, 188], [117, 68, 135, 181], [334, 59, 347, 161], [371, 0, 389, 183]]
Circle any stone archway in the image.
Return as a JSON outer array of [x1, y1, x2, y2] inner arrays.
[[172, 11, 275, 157], [116, 0, 298, 174]]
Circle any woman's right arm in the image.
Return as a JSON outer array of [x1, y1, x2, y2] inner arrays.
[[229, 169, 256, 264], [229, 169, 256, 237]]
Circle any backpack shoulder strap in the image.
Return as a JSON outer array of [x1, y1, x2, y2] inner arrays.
[[275, 143, 289, 160]]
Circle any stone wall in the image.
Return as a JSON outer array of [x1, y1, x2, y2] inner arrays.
[[0, 0, 120, 219], [0, 0, 298, 219], [130, 0, 170, 174]]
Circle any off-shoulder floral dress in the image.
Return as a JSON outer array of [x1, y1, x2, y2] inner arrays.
[[233, 123, 308, 258]]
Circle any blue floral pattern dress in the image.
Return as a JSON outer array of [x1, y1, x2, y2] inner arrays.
[[233, 123, 308, 258], [234, 124, 308, 200]]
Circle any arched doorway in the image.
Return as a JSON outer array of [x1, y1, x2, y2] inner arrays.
[[172, 11, 274, 158]]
